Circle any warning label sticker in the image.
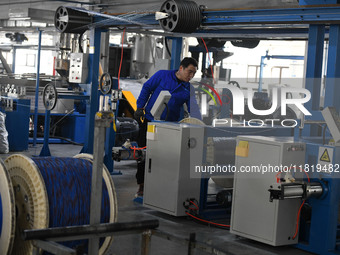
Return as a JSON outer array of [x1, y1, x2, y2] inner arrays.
[[318, 147, 333, 165], [320, 149, 331, 162]]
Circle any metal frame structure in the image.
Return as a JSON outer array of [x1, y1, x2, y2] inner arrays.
[[59, 2, 340, 172], [258, 51, 305, 92], [32, 29, 42, 147]]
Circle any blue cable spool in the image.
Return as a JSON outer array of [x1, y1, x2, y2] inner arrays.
[[0, 159, 15, 255], [5, 153, 117, 255]]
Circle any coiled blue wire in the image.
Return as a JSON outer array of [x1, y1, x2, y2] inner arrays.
[[32, 157, 111, 251]]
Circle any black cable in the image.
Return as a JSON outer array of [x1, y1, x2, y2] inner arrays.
[[50, 135, 84, 146], [164, 37, 172, 58], [36, 132, 84, 146], [50, 109, 76, 136]]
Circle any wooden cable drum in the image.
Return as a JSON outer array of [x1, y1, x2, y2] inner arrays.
[[4, 154, 117, 255], [0, 160, 15, 255]]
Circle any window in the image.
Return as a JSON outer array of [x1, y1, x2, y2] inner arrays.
[[247, 65, 260, 83]]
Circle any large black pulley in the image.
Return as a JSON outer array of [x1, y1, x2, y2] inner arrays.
[[54, 6, 92, 34], [159, 0, 202, 33], [43, 84, 58, 111], [99, 73, 113, 95]]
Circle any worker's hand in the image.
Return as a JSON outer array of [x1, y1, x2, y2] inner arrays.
[[134, 108, 145, 122]]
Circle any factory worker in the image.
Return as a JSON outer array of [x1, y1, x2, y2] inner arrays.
[[133, 57, 202, 197]]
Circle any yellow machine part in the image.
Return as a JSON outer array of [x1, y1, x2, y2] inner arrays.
[[122, 90, 137, 111]]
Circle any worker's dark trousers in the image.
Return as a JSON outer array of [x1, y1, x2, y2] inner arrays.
[[136, 119, 149, 185]]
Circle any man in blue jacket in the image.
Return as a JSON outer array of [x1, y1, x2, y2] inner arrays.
[[134, 57, 201, 196]]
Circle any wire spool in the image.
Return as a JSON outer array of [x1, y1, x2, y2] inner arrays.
[[73, 153, 118, 224], [159, 0, 202, 33], [5, 154, 117, 255], [179, 117, 205, 126], [0, 160, 15, 255], [55, 6, 93, 34]]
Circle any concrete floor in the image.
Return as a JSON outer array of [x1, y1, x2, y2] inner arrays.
[[1, 144, 315, 255]]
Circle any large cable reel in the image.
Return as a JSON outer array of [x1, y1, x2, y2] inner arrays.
[[159, 0, 202, 33]]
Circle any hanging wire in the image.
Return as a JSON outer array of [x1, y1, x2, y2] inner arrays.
[[201, 37, 215, 84], [118, 28, 126, 90]]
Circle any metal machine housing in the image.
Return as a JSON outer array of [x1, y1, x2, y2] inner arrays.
[[230, 136, 306, 246], [143, 122, 204, 216]]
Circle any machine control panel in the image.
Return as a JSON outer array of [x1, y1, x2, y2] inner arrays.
[[69, 53, 89, 83]]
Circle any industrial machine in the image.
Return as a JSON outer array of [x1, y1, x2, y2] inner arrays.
[[2, 0, 340, 254], [143, 121, 204, 216], [227, 107, 340, 254], [230, 136, 307, 245]]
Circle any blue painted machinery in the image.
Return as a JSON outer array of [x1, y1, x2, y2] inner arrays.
[[0, 98, 30, 152], [51, 3, 340, 254], [296, 142, 340, 254]]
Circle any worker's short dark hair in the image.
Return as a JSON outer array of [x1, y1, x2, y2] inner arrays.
[[180, 57, 198, 68]]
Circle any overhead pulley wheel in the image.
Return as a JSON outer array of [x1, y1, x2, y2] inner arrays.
[[99, 73, 112, 95], [54, 6, 92, 34], [42, 84, 58, 111], [159, 0, 202, 33]]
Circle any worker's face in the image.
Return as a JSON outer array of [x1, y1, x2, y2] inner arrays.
[[178, 64, 197, 82]]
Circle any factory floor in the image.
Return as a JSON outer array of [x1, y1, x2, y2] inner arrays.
[[1, 144, 314, 255]]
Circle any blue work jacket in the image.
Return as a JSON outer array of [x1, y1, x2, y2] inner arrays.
[[136, 70, 202, 121]]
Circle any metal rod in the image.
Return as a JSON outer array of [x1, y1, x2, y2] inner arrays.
[[82, 27, 101, 154], [12, 46, 16, 73], [89, 113, 111, 254], [258, 55, 266, 92], [0, 49, 13, 74], [39, 109, 51, 156], [304, 120, 326, 124], [141, 230, 152, 255], [33, 29, 42, 147], [203, 7, 340, 25], [23, 220, 159, 241]]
